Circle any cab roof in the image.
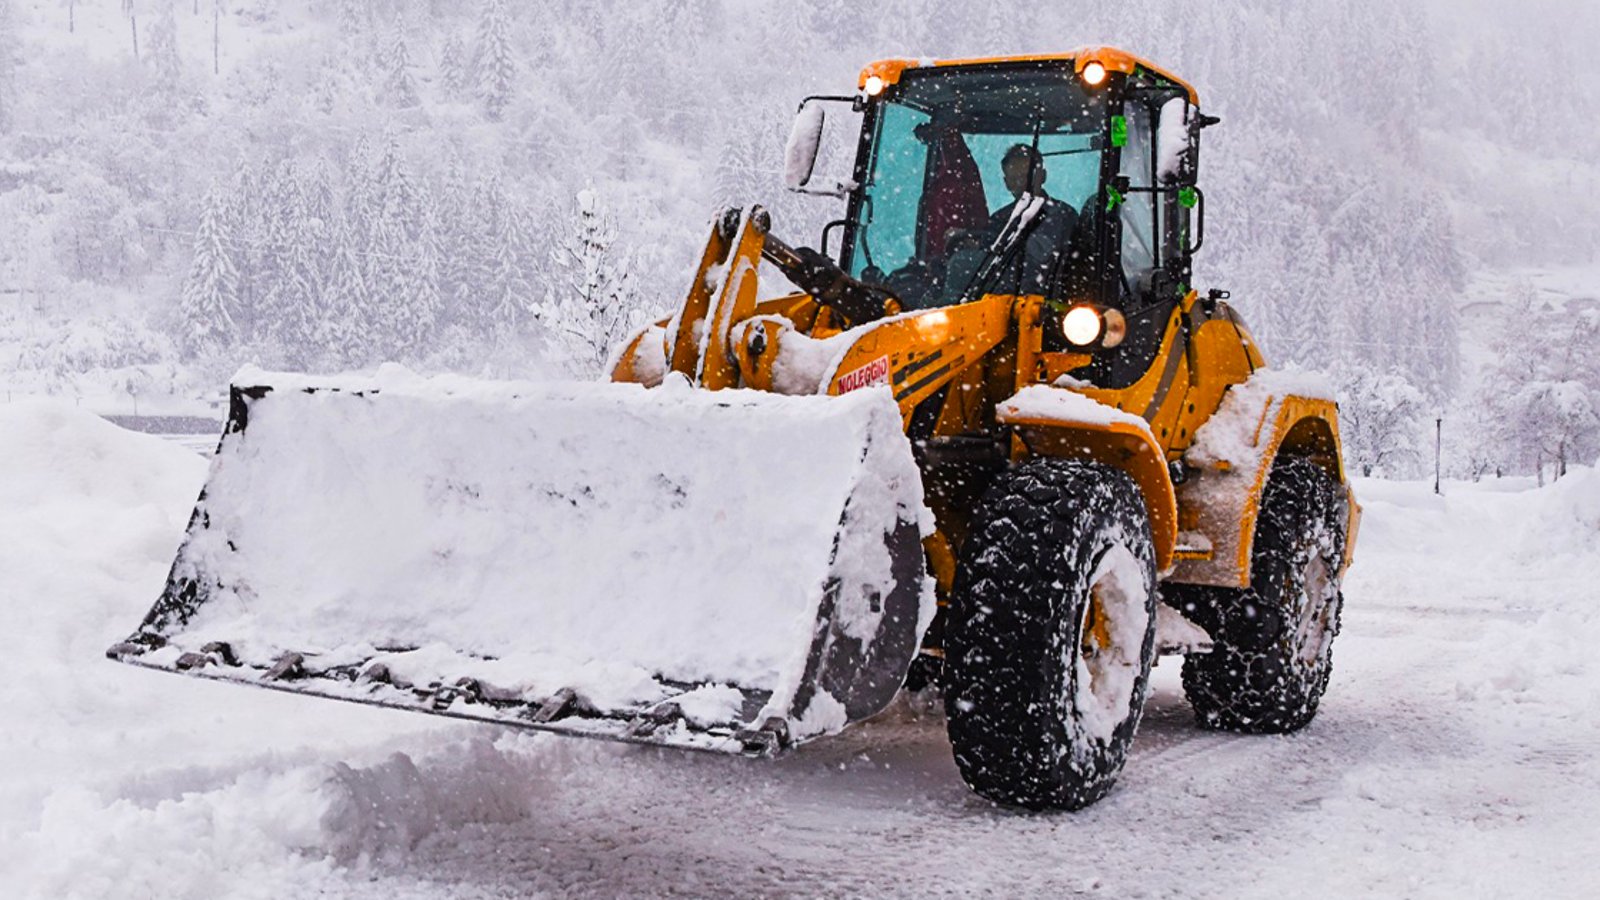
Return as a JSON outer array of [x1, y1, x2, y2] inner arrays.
[[857, 47, 1200, 106]]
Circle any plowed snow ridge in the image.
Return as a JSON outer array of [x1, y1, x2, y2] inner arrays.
[[1, 402, 1597, 898]]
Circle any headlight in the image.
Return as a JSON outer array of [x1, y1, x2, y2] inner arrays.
[[1081, 62, 1108, 87], [1061, 305, 1103, 346], [863, 75, 886, 97]]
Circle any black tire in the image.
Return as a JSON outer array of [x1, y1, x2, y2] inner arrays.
[[1179, 457, 1346, 733], [943, 459, 1158, 811]]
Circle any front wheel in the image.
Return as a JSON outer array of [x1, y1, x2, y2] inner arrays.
[[943, 459, 1158, 811]]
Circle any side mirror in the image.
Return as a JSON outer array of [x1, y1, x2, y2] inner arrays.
[[783, 97, 858, 198], [1155, 96, 1195, 185], [784, 102, 827, 191]]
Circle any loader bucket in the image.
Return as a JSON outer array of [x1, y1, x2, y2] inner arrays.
[[109, 371, 935, 756]]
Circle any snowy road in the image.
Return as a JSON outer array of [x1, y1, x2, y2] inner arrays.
[[3, 404, 1597, 898]]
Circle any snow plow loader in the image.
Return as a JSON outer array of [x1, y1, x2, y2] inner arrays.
[[111, 48, 1359, 810]]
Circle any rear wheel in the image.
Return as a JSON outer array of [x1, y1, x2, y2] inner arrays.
[[943, 459, 1157, 810], [1179, 457, 1346, 733]]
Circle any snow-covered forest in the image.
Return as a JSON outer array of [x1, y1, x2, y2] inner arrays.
[[1, 0, 1598, 478]]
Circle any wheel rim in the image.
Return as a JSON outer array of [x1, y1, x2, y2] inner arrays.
[[1292, 552, 1336, 668], [1073, 545, 1150, 742]]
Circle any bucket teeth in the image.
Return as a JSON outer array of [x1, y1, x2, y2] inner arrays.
[[623, 702, 684, 739], [200, 642, 239, 667], [263, 652, 305, 682], [529, 687, 578, 723], [736, 716, 792, 758], [424, 681, 463, 710], [105, 632, 166, 660], [358, 662, 402, 687], [174, 651, 212, 671]]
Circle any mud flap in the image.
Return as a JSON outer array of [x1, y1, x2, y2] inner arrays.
[[109, 372, 935, 756]]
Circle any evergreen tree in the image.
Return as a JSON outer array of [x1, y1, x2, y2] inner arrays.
[[319, 218, 372, 367], [474, 0, 515, 121], [224, 161, 264, 340], [256, 159, 322, 360], [178, 185, 240, 356], [400, 190, 443, 352], [438, 32, 466, 99], [383, 26, 419, 109], [433, 153, 474, 328], [475, 177, 534, 337]]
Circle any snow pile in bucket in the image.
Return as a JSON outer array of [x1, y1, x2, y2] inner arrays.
[[148, 367, 934, 729]]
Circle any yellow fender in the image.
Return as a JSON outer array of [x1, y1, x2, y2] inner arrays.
[[1170, 376, 1353, 589], [995, 386, 1180, 574]]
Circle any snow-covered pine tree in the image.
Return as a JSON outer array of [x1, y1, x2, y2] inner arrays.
[[443, 173, 499, 338], [433, 153, 475, 329], [343, 135, 380, 249], [224, 161, 264, 341], [544, 188, 645, 378], [255, 159, 324, 364], [372, 134, 419, 238], [319, 218, 372, 367], [438, 32, 466, 99], [178, 184, 240, 356], [473, 0, 515, 122], [483, 196, 535, 338], [394, 184, 442, 354], [353, 139, 439, 360], [383, 26, 419, 109]]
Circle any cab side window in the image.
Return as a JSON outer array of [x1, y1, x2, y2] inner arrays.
[[1118, 102, 1158, 301]]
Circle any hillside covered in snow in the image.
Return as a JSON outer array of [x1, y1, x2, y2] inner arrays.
[[1, 0, 1598, 477]]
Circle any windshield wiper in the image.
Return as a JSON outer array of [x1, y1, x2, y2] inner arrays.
[[958, 192, 1048, 302]]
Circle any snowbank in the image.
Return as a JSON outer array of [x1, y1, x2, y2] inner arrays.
[[5, 402, 1600, 897], [0, 402, 458, 897]]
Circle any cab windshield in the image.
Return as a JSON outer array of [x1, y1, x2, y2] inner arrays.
[[847, 66, 1110, 309]]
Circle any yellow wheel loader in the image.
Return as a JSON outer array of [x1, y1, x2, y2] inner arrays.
[[111, 47, 1359, 811]]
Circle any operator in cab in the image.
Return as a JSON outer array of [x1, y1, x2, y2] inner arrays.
[[944, 144, 1083, 300]]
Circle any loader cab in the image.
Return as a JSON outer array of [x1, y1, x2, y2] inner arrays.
[[793, 50, 1208, 387]]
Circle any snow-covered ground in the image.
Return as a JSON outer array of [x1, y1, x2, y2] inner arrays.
[[3, 402, 1598, 898]]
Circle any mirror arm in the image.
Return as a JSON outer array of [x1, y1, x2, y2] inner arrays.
[[797, 94, 856, 109], [820, 219, 847, 261]]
